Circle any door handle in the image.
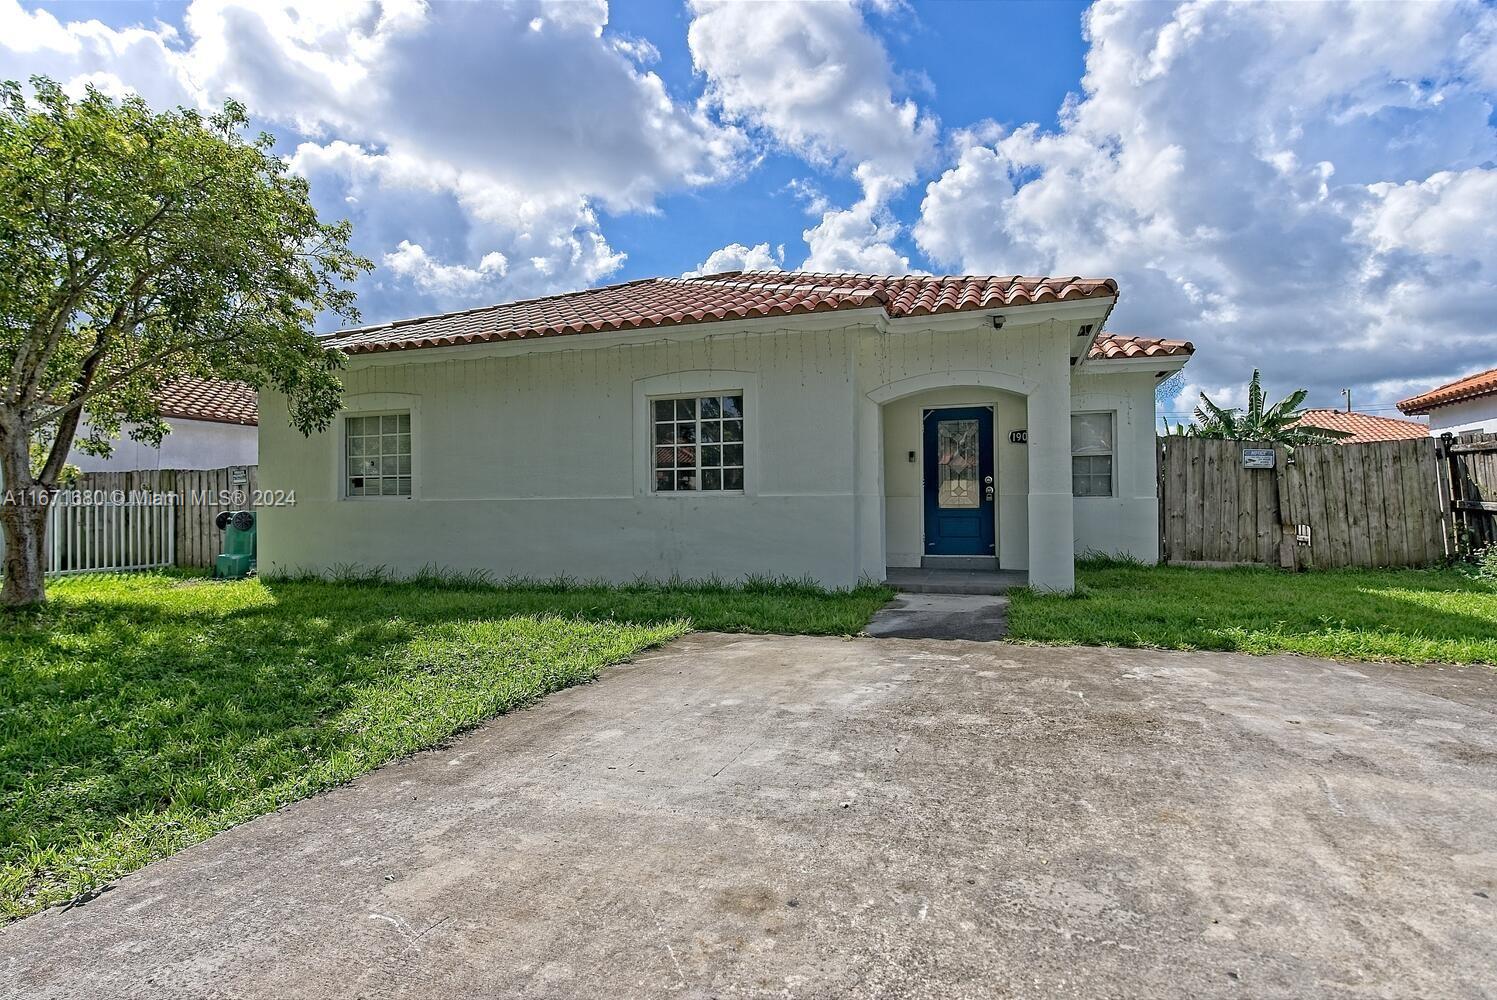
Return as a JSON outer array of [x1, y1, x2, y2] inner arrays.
[[984, 486, 995, 500]]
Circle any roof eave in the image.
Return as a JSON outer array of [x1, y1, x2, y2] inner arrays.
[[335, 304, 895, 365], [328, 294, 1123, 365], [159, 410, 259, 427], [1398, 391, 1493, 416], [1076, 353, 1192, 375]]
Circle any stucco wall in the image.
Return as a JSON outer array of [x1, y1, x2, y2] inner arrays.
[[260, 326, 867, 585], [1426, 396, 1497, 435], [259, 317, 1162, 588], [1071, 369, 1162, 562], [69, 418, 258, 472]]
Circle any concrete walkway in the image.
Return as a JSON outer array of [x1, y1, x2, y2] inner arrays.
[[865, 592, 1010, 640], [3, 636, 1495, 999]]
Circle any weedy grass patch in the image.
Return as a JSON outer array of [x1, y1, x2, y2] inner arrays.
[[1, 571, 890, 920]]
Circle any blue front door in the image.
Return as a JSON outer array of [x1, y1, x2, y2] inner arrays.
[[923, 406, 995, 556]]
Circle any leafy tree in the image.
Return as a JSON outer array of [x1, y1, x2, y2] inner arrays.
[[1187, 369, 1351, 445], [0, 77, 369, 605]]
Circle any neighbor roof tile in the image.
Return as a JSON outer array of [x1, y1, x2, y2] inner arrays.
[[1293, 409, 1428, 444], [156, 377, 258, 426], [1398, 366, 1497, 415]]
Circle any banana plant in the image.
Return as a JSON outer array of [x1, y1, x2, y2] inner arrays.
[[1181, 370, 1352, 444]]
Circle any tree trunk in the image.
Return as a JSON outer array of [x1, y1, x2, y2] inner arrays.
[[0, 429, 48, 607]]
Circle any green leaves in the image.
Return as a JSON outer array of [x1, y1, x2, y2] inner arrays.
[[0, 74, 372, 474], [1180, 368, 1353, 445], [1, 76, 371, 601]]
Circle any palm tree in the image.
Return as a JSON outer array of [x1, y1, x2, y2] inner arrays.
[[1183, 370, 1352, 445]]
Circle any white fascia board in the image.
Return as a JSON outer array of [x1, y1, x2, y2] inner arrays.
[[1076, 355, 1192, 375]]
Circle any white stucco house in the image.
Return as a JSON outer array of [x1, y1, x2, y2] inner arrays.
[[69, 377, 259, 472], [1398, 365, 1497, 435], [259, 271, 1193, 592]]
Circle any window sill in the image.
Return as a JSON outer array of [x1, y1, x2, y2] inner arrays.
[[649, 490, 748, 498]]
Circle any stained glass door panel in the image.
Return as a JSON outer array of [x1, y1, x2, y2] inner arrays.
[[936, 419, 980, 508]]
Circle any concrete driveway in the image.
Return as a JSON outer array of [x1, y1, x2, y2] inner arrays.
[[3, 635, 1495, 999]]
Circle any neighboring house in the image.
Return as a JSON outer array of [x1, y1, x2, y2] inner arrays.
[[1397, 366, 1497, 434], [1293, 409, 1428, 444], [69, 377, 258, 472], [259, 271, 1194, 591]]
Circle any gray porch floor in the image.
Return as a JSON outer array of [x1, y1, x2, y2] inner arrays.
[[882, 567, 1028, 595]]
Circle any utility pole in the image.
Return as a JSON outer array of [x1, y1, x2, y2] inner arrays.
[[1341, 388, 1352, 413]]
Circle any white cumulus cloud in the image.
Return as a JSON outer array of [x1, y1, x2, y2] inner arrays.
[[384, 240, 508, 296], [683, 242, 784, 278], [914, 0, 1497, 410], [688, 0, 935, 272], [0, 0, 744, 316]]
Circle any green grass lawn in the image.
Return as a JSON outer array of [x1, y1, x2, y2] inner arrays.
[[8, 561, 1491, 922], [0, 571, 890, 921], [1008, 560, 1497, 665]]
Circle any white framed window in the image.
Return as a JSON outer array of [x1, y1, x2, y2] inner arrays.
[[345, 411, 412, 497], [652, 393, 744, 492], [1071, 411, 1114, 498]]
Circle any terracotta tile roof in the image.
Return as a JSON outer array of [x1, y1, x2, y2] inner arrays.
[[1086, 333, 1194, 361], [156, 377, 258, 426], [1397, 365, 1497, 415], [1293, 409, 1428, 444], [322, 271, 1120, 355]]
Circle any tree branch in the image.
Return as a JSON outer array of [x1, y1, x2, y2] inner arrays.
[[37, 309, 116, 486], [31, 324, 251, 429]]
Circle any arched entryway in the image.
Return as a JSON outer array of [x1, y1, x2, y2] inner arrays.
[[857, 370, 1076, 592]]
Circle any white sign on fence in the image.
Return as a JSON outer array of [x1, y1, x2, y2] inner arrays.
[[1241, 448, 1275, 469]]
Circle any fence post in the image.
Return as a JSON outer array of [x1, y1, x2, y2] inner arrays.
[[1157, 437, 1167, 564], [1273, 445, 1296, 569]]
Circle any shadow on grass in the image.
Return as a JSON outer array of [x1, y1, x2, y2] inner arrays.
[[0, 571, 889, 919]]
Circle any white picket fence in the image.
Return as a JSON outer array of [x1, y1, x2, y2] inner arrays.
[[45, 497, 176, 575]]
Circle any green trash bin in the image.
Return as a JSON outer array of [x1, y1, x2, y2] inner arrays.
[[213, 510, 257, 579]]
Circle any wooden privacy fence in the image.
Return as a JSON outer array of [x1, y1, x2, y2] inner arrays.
[[69, 465, 259, 569], [1158, 437, 1448, 569], [1442, 431, 1497, 551]]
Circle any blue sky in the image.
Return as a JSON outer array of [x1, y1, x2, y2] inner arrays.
[[601, 1, 1090, 279], [2, 0, 1495, 417]]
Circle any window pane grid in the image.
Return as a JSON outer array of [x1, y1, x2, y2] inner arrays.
[[653, 394, 743, 492], [347, 412, 411, 497], [1070, 412, 1114, 498]]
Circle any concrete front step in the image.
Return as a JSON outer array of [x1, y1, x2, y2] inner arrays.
[[920, 555, 999, 571], [883, 568, 1028, 596]]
